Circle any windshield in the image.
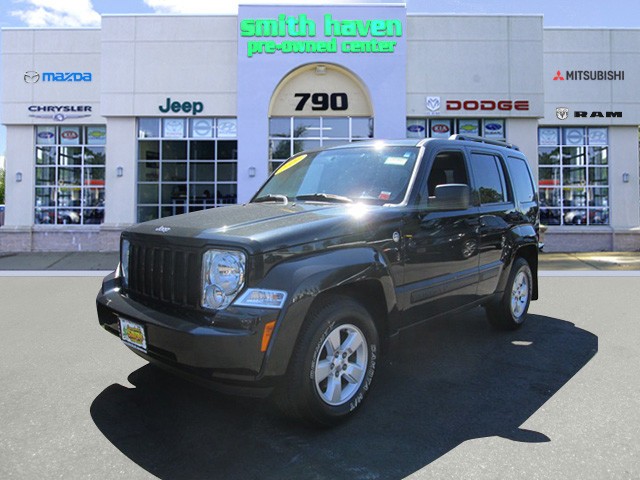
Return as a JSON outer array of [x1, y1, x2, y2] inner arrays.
[[254, 145, 420, 205]]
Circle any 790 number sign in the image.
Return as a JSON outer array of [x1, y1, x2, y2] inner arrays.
[[294, 92, 349, 111]]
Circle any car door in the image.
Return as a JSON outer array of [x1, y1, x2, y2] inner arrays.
[[466, 149, 517, 296], [400, 148, 480, 325]]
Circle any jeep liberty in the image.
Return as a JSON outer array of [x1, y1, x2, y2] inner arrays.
[[96, 135, 539, 425]]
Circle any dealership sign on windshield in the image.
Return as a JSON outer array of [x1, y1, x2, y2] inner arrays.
[[240, 14, 402, 57]]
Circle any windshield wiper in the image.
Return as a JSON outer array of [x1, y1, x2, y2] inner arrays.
[[295, 193, 353, 204], [253, 194, 289, 205]]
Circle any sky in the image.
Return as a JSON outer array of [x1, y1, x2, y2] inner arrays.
[[0, 0, 638, 166]]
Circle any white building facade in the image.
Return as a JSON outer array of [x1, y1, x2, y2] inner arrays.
[[1, 5, 639, 251]]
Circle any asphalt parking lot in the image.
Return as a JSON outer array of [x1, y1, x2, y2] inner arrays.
[[0, 274, 638, 479]]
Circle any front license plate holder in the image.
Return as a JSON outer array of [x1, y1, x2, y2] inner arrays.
[[119, 318, 147, 353]]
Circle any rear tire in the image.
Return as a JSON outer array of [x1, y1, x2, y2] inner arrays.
[[274, 296, 379, 427], [485, 257, 532, 330]]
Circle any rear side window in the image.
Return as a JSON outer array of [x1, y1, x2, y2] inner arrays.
[[469, 152, 509, 204], [507, 157, 536, 203]]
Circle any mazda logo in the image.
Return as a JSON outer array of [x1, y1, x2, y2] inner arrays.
[[24, 71, 40, 83]]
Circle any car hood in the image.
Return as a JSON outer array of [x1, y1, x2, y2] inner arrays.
[[125, 202, 395, 254]]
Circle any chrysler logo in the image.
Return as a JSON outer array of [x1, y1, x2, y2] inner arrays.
[[155, 226, 171, 233], [24, 71, 40, 83], [556, 107, 569, 120]]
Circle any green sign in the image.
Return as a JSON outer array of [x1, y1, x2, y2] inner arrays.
[[158, 97, 204, 115], [240, 14, 403, 58]]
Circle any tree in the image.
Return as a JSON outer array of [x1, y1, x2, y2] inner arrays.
[[0, 168, 5, 204]]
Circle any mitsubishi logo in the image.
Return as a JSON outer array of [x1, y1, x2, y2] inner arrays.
[[553, 70, 565, 81], [24, 71, 40, 83]]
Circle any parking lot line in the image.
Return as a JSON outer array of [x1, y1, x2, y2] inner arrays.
[[539, 270, 640, 277], [0, 270, 112, 277]]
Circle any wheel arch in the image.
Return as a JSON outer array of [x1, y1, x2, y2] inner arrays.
[[306, 280, 390, 353], [516, 243, 538, 300], [256, 247, 396, 379], [494, 224, 539, 301]]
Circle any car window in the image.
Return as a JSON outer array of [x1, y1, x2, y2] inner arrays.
[[508, 156, 536, 203], [425, 150, 469, 197], [469, 152, 509, 204], [254, 146, 420, 205]]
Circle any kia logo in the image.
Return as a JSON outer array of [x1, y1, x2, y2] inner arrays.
[[61, 131, 78, 139], [432, 124, 450, 133], [24, 71, 40, 83]]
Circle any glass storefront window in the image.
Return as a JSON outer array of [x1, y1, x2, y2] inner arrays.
[[405, 118, 506, 140], [138, 118, 160, 138], [538, 127, 609, 226], [268, 117, 374, 172], [34, 125, 106, 225], [136, 117, 238, 222]]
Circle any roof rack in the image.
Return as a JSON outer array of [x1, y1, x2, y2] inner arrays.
[[448, 134, 520, 151]]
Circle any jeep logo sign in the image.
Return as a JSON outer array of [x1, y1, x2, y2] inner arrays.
[[159, 97, 204, 115]]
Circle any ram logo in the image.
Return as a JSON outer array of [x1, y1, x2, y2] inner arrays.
[[556, 107, 569, 120], [574, 111, 622, 118], [425, 96, 441, 112]]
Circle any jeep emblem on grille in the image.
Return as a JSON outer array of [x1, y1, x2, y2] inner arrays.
[[155, 226, 171, 233]]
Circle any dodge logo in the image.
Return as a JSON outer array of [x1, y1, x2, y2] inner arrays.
[[24, 71, 40, 83]]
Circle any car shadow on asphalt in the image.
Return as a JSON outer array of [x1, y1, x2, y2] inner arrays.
[[90, 309, 598, 480]]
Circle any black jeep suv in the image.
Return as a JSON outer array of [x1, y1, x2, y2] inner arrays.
[[97, 135, 539, 426]]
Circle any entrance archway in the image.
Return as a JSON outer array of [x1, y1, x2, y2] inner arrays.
[[267, 63, 374, 172]]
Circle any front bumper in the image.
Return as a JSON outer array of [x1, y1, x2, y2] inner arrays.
[[96, 272, 281, 396]]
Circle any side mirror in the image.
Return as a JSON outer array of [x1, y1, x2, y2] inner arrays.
[[429, 184, 471, 211]]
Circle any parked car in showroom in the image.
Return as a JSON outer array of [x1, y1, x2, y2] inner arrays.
[[97, 135, 539, 426]]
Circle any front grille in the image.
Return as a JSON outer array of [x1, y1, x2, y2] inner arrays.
[[126, 242, 201, 308]]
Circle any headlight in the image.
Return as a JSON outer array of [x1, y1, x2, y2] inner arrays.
[[120, 239, 130, 286], [201, 249, 246, 310]]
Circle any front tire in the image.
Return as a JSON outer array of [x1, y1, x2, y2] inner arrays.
[[485, 257, 532, 330], [274, 296, 379, 426]]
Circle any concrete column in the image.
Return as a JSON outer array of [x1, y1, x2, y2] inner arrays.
[[4, 125, 34, 227], [609, 126, 640, 229], [103, 117, 137, 226], [506, 118, 540, 183]]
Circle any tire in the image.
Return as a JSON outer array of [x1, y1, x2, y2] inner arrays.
[[274, 296, 379, 427], [485, 257, 532, 330]]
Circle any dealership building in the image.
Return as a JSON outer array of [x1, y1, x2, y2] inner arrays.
[[1, 4, 639, 252]]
